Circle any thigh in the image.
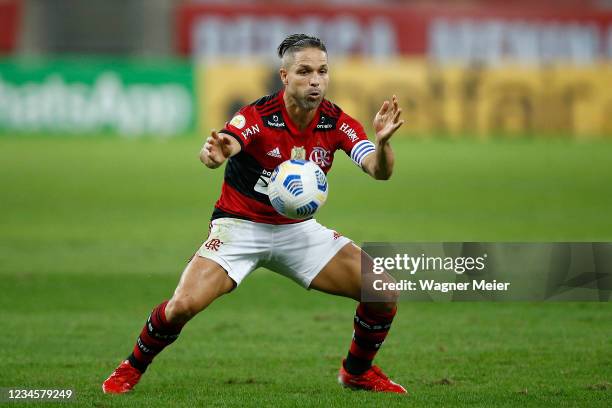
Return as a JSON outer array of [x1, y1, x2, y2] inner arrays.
[[269, 220, 352, 288], [308, 242, 363, 301], [309, 242, 399, 305], [196, 218, 269, 286], [169, 255, 235, 316], [166, 218, 269, 323]]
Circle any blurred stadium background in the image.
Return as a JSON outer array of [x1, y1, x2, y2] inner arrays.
[[1, 0, 611, 406]]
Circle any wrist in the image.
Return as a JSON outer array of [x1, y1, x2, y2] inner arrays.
[[375, 137, 389, 148]]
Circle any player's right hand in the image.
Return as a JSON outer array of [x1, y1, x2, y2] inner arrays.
[[201, 130, 234, 168]]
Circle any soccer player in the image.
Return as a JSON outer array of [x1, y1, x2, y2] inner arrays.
[[103, 34, 406, 394]]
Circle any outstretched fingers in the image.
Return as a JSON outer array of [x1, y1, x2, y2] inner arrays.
[[392, 119, 405, 132], [379, 96, 401, 122], [393, 107, 402, 123], [391, 96, 403, 129], [378, 100, 390, 116]]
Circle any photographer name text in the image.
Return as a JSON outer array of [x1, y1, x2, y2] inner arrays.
[[373, 279, 510, 293]]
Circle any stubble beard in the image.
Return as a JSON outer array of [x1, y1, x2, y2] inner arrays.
[[296, 93, 323, 111]]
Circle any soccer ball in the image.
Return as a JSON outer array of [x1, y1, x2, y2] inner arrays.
[[268, 159, 328, 219]]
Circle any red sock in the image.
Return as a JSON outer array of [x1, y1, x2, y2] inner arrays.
[[344, 303, 397, 375], [127, 300, 185, 372]]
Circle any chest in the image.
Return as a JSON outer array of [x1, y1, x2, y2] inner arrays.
[[247, 128, 337, 172]]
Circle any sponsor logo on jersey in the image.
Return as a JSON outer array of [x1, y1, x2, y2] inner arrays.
[[267, 147, 282, 158], [241, 124, 260, 139], [315, 114, 337, 131], [229, 114, 246, 129], [291, 146, 306, 160], [340, 122, 359, 142], [254, 168, 272, 195], [262, 112, 287, 129], [309, 147, 331, 167]]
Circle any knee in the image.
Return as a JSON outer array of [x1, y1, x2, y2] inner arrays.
[[365, 289, 399, 314], [387, 288, 400, 305], [360, 281, 399, 308], [378, 274, 400, 309], [386, 287, 400, 310], [165, 296, 200, 325]]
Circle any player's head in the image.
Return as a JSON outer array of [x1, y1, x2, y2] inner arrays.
[[278, 34, 328, 111]]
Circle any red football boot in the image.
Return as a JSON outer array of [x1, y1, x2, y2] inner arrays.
[[338, 360, 407, 394], [102, 360, 142, 394]]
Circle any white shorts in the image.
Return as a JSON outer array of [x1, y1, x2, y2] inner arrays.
[[196, 217, 352, 288]]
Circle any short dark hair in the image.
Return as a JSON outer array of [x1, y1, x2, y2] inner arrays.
[[277, 34, 327, 59]]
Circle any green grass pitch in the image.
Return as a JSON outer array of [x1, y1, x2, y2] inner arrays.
[[1, 136, 611, 407]]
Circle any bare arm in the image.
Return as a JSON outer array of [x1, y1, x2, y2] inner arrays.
[[199, 130, 242, 169], [361, 95, 404, 180]]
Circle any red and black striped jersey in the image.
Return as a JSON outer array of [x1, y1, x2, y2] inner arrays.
[[214, 90, 375, 224]]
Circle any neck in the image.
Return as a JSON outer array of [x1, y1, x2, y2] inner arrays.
[[283, 92, 318, 131]]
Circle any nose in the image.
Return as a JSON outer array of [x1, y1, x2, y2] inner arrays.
[[310, 73, 320, 87]]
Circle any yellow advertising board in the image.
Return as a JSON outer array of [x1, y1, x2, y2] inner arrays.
[[198, 59, 612, 138]]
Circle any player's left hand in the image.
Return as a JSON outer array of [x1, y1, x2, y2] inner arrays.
[[373, 95, 404, 144]]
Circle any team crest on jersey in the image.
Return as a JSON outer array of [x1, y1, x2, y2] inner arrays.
[[291, 146, 306, 160], [309, 147, 331, 168], [229, 114, 246, 129]]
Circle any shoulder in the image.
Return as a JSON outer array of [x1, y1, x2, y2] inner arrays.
[[250, 93, 280, 108], [318, 99, 366, 142], [321, 99, 364, 128], [229, 92, 283, 125], [320, 99, 342, 118], [244, 92, 288, 130], [228, 92, 281, 121], [223, 93, 284, 144], [248, 92, 282, 116]]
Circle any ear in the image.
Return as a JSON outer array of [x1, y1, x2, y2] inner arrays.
[[279, 68, 288, 86]]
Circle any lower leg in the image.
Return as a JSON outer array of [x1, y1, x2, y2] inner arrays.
[[128, 300, 185, 372], [126, 256, 235, 372], [344, 301, 397, 375]]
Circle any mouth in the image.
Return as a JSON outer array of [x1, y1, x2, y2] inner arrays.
[[307, 90, 321, 99]]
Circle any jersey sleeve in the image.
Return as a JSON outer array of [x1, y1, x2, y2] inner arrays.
[[336, 112, 376, 168], [219, 105, 261, 149]]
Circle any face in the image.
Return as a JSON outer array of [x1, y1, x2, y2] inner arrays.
[[280, 48, 329, 111]]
